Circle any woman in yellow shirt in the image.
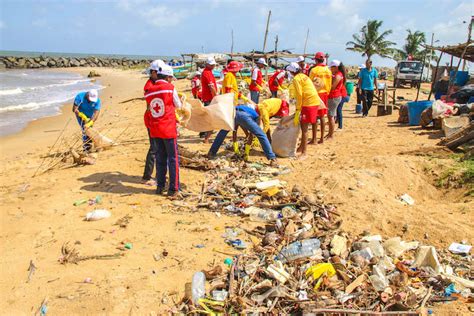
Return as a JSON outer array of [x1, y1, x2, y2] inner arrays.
[[221, 61, 243, 105], [287, 62, 320, 157]]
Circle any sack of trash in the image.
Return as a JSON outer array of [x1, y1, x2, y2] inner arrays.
[[85, 128, 115, 149], [271, 114, 300, 158], [184, 93, 235, 132]]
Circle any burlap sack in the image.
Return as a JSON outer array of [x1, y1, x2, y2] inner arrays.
[[184, 93, 236, 132], [271, 114, 300, 158]]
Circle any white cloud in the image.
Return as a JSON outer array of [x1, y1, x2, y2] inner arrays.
[[317, 0, 366, 31], [450, 1, 473, 17], [117, 0, 190, 28]]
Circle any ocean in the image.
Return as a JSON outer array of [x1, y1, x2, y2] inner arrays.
[[0, 69, 104, 136]]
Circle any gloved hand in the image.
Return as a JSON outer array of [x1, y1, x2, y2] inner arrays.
[[244, 144, 251, 161], [251, 137, 261, 149], [85, 120, 94, 128], [294, 110, 301, 126], [233, 142, 240, 154]]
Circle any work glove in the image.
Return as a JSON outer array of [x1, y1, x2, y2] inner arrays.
[[85, 120, 94, 128], [244, 144, 251, 161], [233, 142, 240, 154], [294, 110, 301, 127], [251, 137, 261, 149]]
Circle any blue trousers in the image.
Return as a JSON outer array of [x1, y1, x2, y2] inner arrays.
[[250, 90, 260, 103], [209, 110, 276, 160], [151, 137, 180, 193], [336, 96, 350, 129], [76, 116, 92, 152]]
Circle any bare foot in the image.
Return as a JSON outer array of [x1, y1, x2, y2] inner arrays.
[[325, 134, 334, 140], [297, 153, 307, 160], [318, 139, 324, 144], [308, 139, 316, 145], [296, 145, 303, 153]]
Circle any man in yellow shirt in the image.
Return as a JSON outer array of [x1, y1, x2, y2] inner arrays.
[[308, 51, 331, 144], [287, 62, 320, 157], [221, 61, 243, 105], [257, 98, 289, 142]]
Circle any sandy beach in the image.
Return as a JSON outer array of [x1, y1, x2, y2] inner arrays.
[[0, 67, 472, 314]]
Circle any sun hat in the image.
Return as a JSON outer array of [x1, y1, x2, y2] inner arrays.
[[286, 62, 300, 73], [206, 57, 217, 65], [328, 60, 341, 68], [314, 52, 325, 60], [88, 89, 98, 102], [296, 56, 305, 63], [158, 64, 174, 77], [256, 58, 268, 66], [226, 61, 243, 72], [149, 59, 165, 72]]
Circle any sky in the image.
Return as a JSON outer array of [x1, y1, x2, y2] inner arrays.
[[0, 0, 472, 67]]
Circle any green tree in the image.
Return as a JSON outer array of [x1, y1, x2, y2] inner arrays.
[[346, 20, 396, 60], [394, 29, 436, 62]]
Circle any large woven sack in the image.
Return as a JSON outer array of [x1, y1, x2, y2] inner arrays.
[[398, 104, 409, 123], [271, 114, 300, 158], [85, 128, 115, 149], [185, 93, 235, 132]]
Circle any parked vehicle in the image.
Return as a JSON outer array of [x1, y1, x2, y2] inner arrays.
[[394, 60, 428, 88]]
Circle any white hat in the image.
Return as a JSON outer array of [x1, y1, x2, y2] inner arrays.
[[286, 62, 300, 73], [358, 64, 366, 69], [256, 58, 268, 66], [149, 59, 165, 72], [206, 57, 217, 65], [158, 64, 174, 77], [328, 60, 341, 68], [296, 56, 305, 63], [88, 89, 98, 102]]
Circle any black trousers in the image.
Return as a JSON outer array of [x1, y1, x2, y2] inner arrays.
[[362, 89, 374, 116], [143, 128, 155, 180]]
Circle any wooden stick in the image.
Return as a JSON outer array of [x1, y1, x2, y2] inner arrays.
[[119, 97, 144, 104], [420, 286, 433, 308]]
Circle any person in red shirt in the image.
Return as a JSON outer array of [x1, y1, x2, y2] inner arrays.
[[268, 66, 286, 98], [144, 64, 182, 197], [141, 60, 166, 186], [327, 60, 346, 140], [296, 56, 310, 75], [200, 57, 218, 143], [191, 71, 201, 100], [249, 58, 267, 103]]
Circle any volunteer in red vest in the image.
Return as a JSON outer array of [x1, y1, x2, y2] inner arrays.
[[249, 58, 267, 103], [327, 60, 346, 140], [268, 66, 286, 98], [191, 70, 202, 100], [296, 56, 310, 75], [142, 59, 165, 186], [200, 57, 218, 143], [144, 64, 182, 198]]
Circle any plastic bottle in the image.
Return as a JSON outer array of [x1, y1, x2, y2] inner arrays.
[[191, 272, 206, 304], [276, 238, 321, 262], [85, 209, 111, 221], [249, 209, 280, 222]]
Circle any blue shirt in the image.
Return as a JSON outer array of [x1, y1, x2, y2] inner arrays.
[[359, 68, 378, 90], [236, 105, 259, 120], [74, 92, 101, 118]]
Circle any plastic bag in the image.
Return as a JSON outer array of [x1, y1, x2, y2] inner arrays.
[[85, 128, 115, 149], [432, 100, 453, 119], [185, 93, 235, 132], [271, 114, 300, 157]]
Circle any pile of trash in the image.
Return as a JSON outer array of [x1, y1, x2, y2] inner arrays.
[[172, 159, 473, 314]]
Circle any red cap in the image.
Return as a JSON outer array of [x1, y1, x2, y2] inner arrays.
[[275, 100, 289, 117], [226, 61, 243, 72], [314, 52, 325, 60]]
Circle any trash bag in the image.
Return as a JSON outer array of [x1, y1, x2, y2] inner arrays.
[[451, 84, 474, 104], [85, 128, 115, 149], [432, 100, 454, 119], [185, 93, 235, 132], [271, 114, 300, 158]]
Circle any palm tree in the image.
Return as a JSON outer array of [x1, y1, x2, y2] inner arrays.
[[346, 20, 396, 60], [394, 29, 435, 62]]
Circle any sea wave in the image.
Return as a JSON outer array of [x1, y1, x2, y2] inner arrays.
[[28, 79, 92, 90], [0, 97, 72, 113], [0, 88, 23, 96]]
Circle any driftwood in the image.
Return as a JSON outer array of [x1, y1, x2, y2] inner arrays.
[[59, 242, 124, 264], [438, 122, 473, 149]]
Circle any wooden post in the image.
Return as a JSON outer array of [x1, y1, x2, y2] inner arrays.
[[262, 10, 271, 52], [231, 29, 234, 55], [462, 16, 473, 70], [415, 50, 427, 102], [428, 51, 443, 100], [303, 28, 310, 55], [274, 35, 279, 67], [448, 43, 470, 93]]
